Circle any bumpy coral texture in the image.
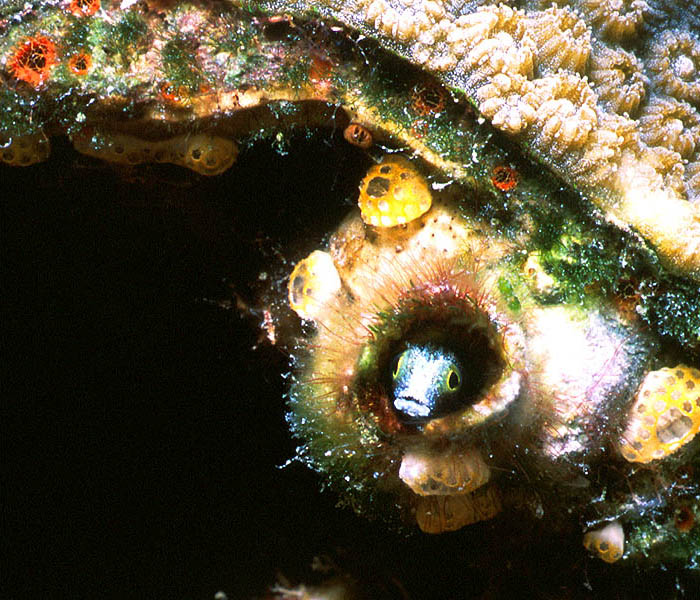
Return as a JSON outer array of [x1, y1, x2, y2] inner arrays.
[[638, 97, 700, 159], [526, 6, 591, 75], [578, 0, 648, 40], [589, 44, 647, 116], [686, 153, 700, 203], [647, 30, 700, 106]]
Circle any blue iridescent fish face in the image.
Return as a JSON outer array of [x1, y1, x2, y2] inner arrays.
[[392, 344, 462, 422]]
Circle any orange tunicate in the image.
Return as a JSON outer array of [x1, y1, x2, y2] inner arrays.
[[7, 35, 57, 88], [491, 165, 519, 192], [68, 0, 100, 17], [410, 81, 447, 116], [68, 52, 92, 76], [675, 505, 696, 533], [618, 365, 700, 463], [357, 156, 432, 227], [343, 123, 372, 149]]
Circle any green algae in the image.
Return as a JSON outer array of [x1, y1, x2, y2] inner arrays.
[[107, 11, 148, 63], [162, 37, 206, 92]]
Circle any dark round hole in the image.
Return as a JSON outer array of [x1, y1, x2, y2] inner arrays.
[[366, 176, 391, 197]]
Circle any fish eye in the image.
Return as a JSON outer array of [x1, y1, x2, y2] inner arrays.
[[446, 365, 461, 391], [392, 352, 404, 380]]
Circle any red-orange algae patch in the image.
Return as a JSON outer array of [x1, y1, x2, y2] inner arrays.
[[491, 165, 519, 192], [309, 54, 333, 84], [68, 0, 100, 18], [7, 35, 57, 87], [68, 52, 92, 76], [160, 81, 189, 105]]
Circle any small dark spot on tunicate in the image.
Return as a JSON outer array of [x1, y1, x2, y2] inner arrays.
[[366, 177, 391, 197], [380, 165, 391, 174], [191, 148, 202, 160], [291, 276, 304, 303]]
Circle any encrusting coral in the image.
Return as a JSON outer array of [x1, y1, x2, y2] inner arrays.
[[647, 29, 700, 106], [588, 43, 647, 116], [686, 153, 700, 203], [638, 97, 700, 160], [525, 6, 591, 76], [578, 0, 649, 40]]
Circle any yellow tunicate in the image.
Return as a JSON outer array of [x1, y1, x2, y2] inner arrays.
[[583, 521, 624, 564], [182, 133, 238, 176], [357, 156, 432, 227], [415, 484, 501, 534], [399, 447, 490, 496], [618, 365, 700, 463], [70, 129, 237, 176], [288, 250, 342, 321], [0, 132, 50, 166]]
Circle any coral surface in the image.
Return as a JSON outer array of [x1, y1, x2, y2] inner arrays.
[[1, 0, 699, 577]]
